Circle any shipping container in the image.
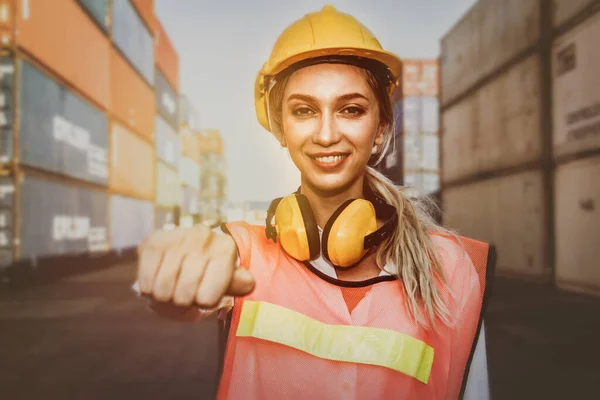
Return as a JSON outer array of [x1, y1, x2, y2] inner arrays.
[[552, 11, 600, 159], [154, 18, 180, 93], [402, 60, 421, 97], [112, 0, 154, 85], [110, 194, 154, 250], [555, 155, 600, 293], [420, 60, 439, 97], [403, 170, 439, 196], [440, 0, 540, 106], [155, 68, 180, 129], [421, 96, 439, 133], [442, 169, 547, 277], [181, 128, 201, 163], [179, 156, 200, 189], [403, 96, 439, 134], [553, 0, 597, 28], [402, 60, 439, 97], [131, 0, 155, 33], [76, 0, 109, 33], [14, 58, 108, 185], [9, 0, 111, 110], [200, 172, 224, 199], [421, 134, 439, 171], [110, 47, 155, 141], [403, 134, 421, 170], [155, 115, 180, 169], [181, 186, 200, 215], [441, 54, 542, 183], [110, 122, 154, 200], [155, 206, 176, 230], [180, 95, 199, 130], [0, 173, 108, 267], [403, 97, 421, 133], [198, 128, 224, 154], [156, 161, 180, 207]]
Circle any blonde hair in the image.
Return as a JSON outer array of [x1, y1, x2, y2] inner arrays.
[[269, 59, 457, 330]]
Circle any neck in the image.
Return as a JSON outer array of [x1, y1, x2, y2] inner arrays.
[[300, 175, 366, 228]]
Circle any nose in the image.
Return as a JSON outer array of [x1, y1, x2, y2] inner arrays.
[[312, 111, 341, 147]]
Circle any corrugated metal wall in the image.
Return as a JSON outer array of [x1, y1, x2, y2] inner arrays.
[[440, 0, 600, 292]]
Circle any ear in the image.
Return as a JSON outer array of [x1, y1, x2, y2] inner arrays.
[[279, 134, 287, 148], [374, 123, 386, 146]]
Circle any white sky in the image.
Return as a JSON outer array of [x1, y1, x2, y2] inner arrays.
[[155, 0, 477, 203]]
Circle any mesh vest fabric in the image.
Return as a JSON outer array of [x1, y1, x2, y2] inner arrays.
[[217, 221, 491, 400]]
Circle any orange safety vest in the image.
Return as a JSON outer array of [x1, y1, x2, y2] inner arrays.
[[217, 221, 494, 400]]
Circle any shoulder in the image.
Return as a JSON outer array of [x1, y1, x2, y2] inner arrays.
[[223, 221, 280, 266], [430, 234, 481, 305]]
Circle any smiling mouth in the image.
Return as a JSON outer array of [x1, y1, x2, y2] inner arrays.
[[310, 154, 350, 164]]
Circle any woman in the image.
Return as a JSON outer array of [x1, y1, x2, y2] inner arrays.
[[136, 5, 494, 400]]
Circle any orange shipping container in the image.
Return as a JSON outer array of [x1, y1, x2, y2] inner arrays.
[[131, 0, 155, 33], [181, 128, 201, 163], [402, 60, 421, 97], [154, 17, 179, 93], [402, 59, 439, 97], [110, 122, 155, 200], [110, 47, 155, 141], [2, 0, 110, 110], [420, 60, 439, 97]]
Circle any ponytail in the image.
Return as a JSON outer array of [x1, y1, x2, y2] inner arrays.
[[365, 167, 455, 330]]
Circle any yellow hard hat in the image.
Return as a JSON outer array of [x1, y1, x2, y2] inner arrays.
[[255, 5, 403, 135]]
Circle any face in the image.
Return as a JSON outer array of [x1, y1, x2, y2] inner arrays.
[[280, 63, 385, 195]]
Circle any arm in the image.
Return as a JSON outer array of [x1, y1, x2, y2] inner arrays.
[[462, 322, 491, 400]]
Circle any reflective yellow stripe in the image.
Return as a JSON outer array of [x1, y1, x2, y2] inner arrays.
[[236, 300, 434, 384]]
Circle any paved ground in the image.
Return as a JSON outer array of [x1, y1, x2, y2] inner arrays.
[[1, 262, 600, 400]]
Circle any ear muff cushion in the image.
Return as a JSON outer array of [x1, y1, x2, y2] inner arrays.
[[295, 194, 320, 260], [321, 199, 355, 265], [323, 199, 378, 268]]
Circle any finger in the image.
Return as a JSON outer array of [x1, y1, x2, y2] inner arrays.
[[152, 245, 187, 302], [137, 248, 164, 294], [172, 253, 210, 307], [195, 256, 234, 309], [226, 267, 256, 297]]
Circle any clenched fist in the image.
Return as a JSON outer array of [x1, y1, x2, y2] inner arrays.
[[137, 224, 255, 309]]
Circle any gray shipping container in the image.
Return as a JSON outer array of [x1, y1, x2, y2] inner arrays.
[[14, 58, 109, 186], [156, 69, 180, 129], [155, 207, 176, 230], [0, 57, 15, 162], [77, 0, 109, 32], [403, 96, 439, 134], [155, 115, 180, 169], [179, 95, 199, 130], [182, 186, 200, 215], [112, 0, 154, 85], [0, 174, 109, 267], [110, 195, 154, 250]]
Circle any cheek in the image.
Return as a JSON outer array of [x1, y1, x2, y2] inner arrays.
[[340, 118, 379, 153]]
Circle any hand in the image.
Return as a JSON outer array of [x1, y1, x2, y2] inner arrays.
[[136, 224, 255, 309]]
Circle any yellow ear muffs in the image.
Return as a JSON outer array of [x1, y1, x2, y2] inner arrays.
[[274, 194, 320, 261], [322, 199, 379, 268]]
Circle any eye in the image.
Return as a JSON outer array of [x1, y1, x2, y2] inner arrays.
[[292, 107, 315, 117], [341, 106, 365, 116]]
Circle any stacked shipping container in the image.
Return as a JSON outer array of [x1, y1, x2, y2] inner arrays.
[[402, 59, 440, 197], [198, 128, 227, 225], [108, 0, 156, 251], [440, 0, 600, 294], [0, 0, 196, 269]]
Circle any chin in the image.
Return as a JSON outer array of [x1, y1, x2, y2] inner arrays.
[[304, 175, 356, 196]]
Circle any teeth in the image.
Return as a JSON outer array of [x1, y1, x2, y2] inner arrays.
[[314, 155, 347, 163]]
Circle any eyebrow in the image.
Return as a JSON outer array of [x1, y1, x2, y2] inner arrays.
[[286, 92, 369, 103]]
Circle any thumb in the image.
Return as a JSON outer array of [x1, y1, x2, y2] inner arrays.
[[226, 267, 255, 297]]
